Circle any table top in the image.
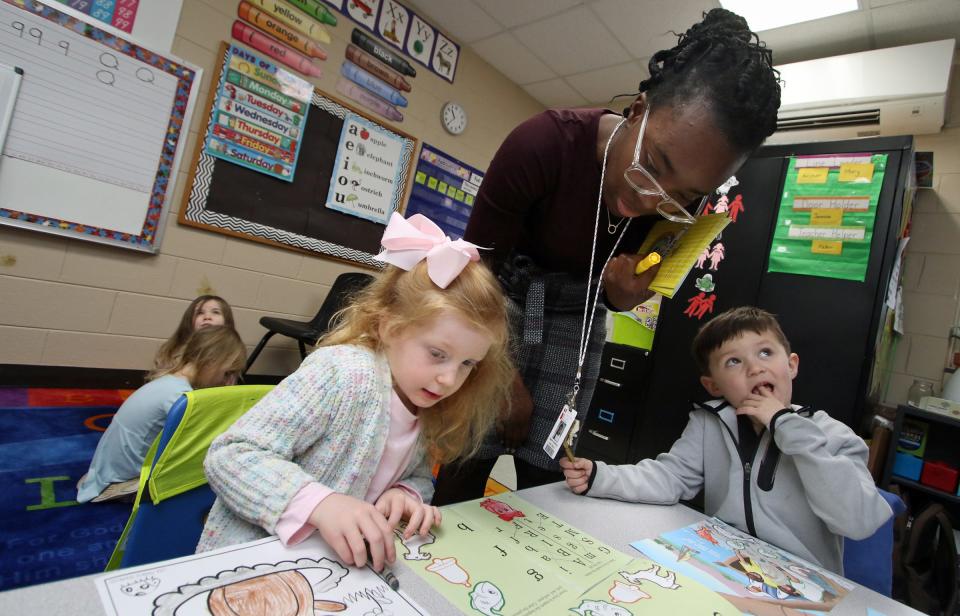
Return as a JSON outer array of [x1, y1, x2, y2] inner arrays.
[[0, 482, 921, 615]]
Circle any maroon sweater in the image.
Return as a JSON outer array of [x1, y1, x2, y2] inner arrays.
[[464, 108, 655, 278]]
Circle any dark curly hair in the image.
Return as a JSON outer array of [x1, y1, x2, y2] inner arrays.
[[638, 8, 782, 152]]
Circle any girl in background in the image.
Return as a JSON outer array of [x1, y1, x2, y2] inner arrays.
[[151, 295, 236, 379], [198, 213, 512, 574], [78, 326, 246, 503]]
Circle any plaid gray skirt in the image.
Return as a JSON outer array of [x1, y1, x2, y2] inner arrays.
[[477, 255, 606, 470]]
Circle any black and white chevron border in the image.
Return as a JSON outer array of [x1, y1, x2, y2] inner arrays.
[[184, 47, 414, 267]]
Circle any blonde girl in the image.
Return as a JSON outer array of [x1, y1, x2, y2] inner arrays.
[[150, 295, 236, 379], [199, 213, 512, 574], [78, 326, 246, 503]]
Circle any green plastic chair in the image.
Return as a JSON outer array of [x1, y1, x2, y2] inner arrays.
[[106, 384, 273, 570]]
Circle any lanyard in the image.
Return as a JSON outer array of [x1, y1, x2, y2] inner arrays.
[[569, 117, 631, 410]]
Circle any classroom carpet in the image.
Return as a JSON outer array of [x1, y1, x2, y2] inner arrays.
[[0, 388, 134, 591]]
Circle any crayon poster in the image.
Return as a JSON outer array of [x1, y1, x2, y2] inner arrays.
[[400, 493, 741, 615], [326, 112, 405, 224], [94, 535, 426, 616], [204, 43, 312, 182], [632, 518, 854, 615], [404, 144, 483, 239], [768, 153, 887, 281]]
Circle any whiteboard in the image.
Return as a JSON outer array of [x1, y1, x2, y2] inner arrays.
[[0, 0, 200, 252]]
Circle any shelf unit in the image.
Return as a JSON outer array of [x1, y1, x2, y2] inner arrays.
[[881, 404, 960, 506]]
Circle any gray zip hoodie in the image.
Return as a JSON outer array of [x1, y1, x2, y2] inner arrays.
[[587, 399, 892, 573]]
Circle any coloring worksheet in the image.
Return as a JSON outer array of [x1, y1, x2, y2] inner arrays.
[[95, 535, 425, 616], [398, 493, 740, 615]]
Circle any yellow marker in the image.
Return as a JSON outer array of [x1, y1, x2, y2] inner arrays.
[[634, 252, 662, 275]]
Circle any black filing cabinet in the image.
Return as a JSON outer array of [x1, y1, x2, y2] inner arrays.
[[576, 343, 652, 464]]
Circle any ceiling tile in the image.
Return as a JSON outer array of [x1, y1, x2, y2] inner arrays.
[[565, 60, 647, 106], [592, 0, 716, 60], [870, 0, 960, 49], [409, 0, 503, 43], [472, 32, 557, 84], [475, 0, 582, 28], [522, 79, 589, 108], [761, 11, 872, 65], [512, 6, 632, 75]]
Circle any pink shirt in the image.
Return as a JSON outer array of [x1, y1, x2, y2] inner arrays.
[[275, 390, 422, 545]]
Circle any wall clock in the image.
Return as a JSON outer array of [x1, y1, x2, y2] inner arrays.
[[441, 101, 467, 135]]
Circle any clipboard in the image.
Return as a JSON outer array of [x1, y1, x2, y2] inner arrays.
[[0, 62, 23, 155]]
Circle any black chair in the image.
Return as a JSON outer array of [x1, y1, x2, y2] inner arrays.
[[243, 272, 374, 375]]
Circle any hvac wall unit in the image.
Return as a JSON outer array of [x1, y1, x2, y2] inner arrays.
[[768, 39, 955, 145]]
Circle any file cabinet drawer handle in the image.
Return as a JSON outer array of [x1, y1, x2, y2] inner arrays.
[[588, 429, 610, 441], [599, 378, 621, 388]]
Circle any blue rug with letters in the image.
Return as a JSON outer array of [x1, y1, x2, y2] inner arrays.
[[0, 388, 133, 591]]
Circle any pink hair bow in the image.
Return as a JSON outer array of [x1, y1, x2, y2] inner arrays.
[[375, 213, 483, 288]]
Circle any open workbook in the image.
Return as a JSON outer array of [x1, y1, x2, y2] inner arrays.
[[635, 214, 732, 299]]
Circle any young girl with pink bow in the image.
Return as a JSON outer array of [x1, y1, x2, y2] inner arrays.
[[198, 213, 513, 573]]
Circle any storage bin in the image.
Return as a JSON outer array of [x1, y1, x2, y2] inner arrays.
[[920, 460, 959, 493], [892, 452, 923, 481]]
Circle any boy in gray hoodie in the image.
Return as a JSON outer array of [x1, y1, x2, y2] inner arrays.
[[560, 306, 892, 573]]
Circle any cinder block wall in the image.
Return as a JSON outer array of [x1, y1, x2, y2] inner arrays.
[[884, 54, 960, 405], [0, 0, 544, 376]]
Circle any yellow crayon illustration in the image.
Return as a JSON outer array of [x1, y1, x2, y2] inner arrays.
[[246, 0, 331, 45]]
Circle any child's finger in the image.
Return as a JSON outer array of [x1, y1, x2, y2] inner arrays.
[[432, 506, 442, 527], [371, 512, 396, 565], [417, 506, 434, 536], [346, 526, 368, 568], [405, 507, 424, 539], [386, 501, 404, 529], [327, 533, 355, 566], [357, 520, 384, 571]]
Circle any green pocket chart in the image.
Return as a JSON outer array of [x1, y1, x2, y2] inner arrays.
[[768, 153, 887, 281], [396, 492, 739, 615]]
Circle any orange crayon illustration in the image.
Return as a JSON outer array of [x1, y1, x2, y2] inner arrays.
[[232, 21, 323, 78], [238, 1, 328, 60]]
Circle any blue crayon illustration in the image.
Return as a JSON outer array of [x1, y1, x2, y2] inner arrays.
[[340, 60, 408, 108]]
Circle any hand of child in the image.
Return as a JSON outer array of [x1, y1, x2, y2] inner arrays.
[[602, 253, 659, 311], [736, 387, 789, 428], [375, 487, 442, 539], [308, 493, 396, 572], [559, 457, 593, 494]]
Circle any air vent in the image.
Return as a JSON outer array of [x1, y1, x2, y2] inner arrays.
[[777, 109, 881, 132]]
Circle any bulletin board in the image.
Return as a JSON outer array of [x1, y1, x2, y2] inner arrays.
[[0, 0, 200, 253], [767, 153, 887, 282], [180, 42, 418, 268]]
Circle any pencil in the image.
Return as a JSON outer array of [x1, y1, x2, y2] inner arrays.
[[634, 252, 661, 275]]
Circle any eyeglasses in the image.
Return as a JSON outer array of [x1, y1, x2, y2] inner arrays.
[[622, 106, 708, 225]]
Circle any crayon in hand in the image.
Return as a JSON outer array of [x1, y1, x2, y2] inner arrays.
[[365, 540, 400, 591], [634, 252, 661, 275]]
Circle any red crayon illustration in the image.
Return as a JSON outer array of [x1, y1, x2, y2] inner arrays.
[[231, 20, 322, 78]]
